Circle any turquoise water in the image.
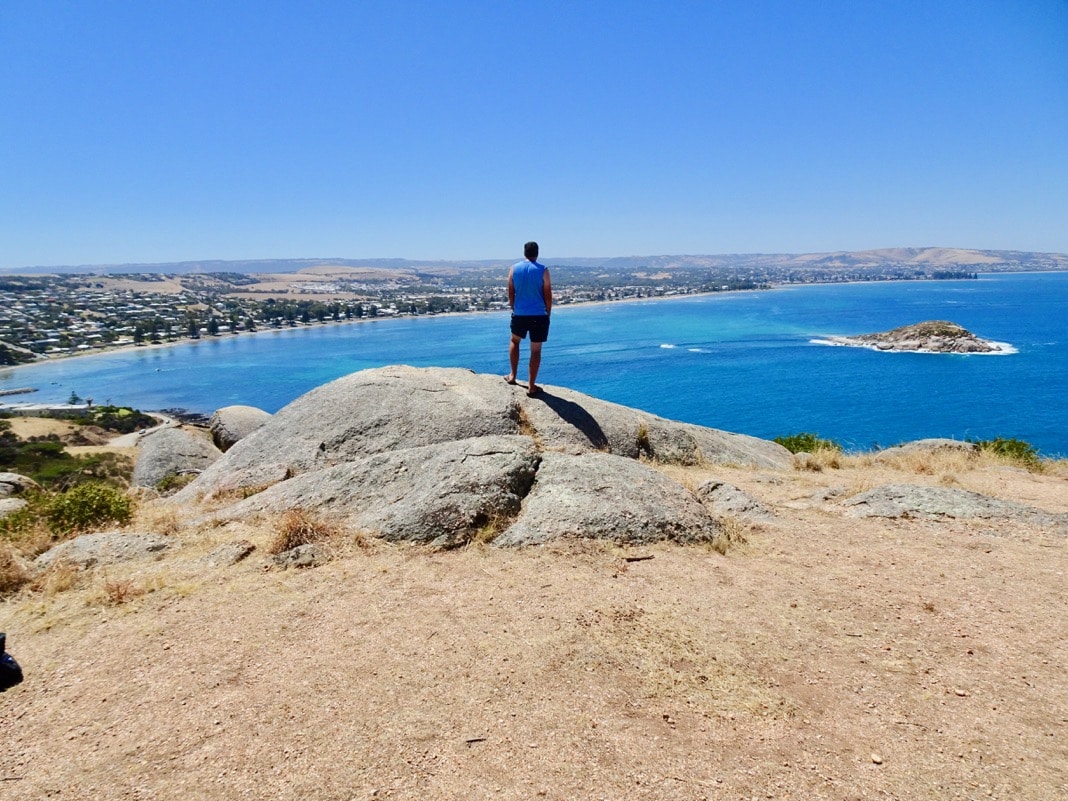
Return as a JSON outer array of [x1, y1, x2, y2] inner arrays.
[[3, 272, 1066, 456]]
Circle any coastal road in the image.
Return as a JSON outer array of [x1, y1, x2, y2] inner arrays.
[[108, 413, 177, 447]]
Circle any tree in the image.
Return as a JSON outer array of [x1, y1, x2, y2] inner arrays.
[[207, 317, 220, 336]]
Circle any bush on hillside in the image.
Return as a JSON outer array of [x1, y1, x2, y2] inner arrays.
[[44, 482, 133, 536], [970, 437, 1042, 469], [773, 432, 842, 454]]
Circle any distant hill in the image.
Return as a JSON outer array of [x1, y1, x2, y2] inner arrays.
[[0, 257, 506, 276], [549, 248, 1068, 273], [4, 247, 1067, 276]]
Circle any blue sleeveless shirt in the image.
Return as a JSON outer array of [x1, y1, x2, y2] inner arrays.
[[512, 260, 548, 316]]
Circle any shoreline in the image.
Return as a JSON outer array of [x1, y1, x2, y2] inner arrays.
[[1, 287, 757, 373], [1, 270, 1056, 374]]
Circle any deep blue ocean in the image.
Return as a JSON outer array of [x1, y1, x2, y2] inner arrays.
[[3, 272, 1066, 456]]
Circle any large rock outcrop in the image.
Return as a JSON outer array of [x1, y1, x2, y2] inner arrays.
[[132, 427, 223, 488], [215, 435, 540, 547], [174, 366, 790, 546], [496, 452, 720, 546], [209, 405, 272, 452]]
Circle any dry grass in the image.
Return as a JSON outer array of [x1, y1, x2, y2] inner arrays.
[[28, 562, 82, 597], [573, 603, 793, 718], [515, 406, 544, 449], [0, 511, 54, 558], [133, 504, 182, 537], [97, 575, 145, 606], [468, 513, 509, 547], [793, 445, 843, 471], [709, 515, 748, 555], [196, 481, 278, 509], [0, 543, 30, 595], [649, 462, 702, 492], [874, 447, 980, 475], [266, 508, 340, 555]]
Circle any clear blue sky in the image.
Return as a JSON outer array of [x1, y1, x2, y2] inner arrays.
[[2, 1, 1066, 269]]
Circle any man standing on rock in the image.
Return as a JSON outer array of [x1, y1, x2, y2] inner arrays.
[[505, 241, 553, 397]]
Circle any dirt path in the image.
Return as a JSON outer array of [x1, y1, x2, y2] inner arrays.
[[1, 461, 1066, 800]]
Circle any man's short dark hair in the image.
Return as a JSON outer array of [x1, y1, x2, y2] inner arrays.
[[524, 241, 539, 260]]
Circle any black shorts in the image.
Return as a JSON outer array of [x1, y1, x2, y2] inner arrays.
[[510, 314, 550, 343]]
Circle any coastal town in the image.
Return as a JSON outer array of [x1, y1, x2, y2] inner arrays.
[[1, 246, 1061, 365], [0, 265, 764, 364]]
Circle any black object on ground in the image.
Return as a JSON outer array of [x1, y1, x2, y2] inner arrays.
[[0, 632, 24, 691]]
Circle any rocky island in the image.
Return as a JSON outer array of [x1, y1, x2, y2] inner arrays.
[[819, 320, 1012, 353]]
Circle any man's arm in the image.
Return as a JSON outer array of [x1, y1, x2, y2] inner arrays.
[[507, 268, 516, 310], [542, 268, 552, 315]]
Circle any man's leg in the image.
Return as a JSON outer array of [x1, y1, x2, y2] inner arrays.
[[527, 341, 543, 395], [506, 334, 521, 384]]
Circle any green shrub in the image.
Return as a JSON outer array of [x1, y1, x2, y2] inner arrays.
[[773, 432, 842, 454], [970, 437, 1042, 469], [44, 482, 133, 536], [42, 405, 156, 434]]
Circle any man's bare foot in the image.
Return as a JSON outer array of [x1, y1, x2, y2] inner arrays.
[[503, 375, 517, 385], [526, 384, 542, 397]]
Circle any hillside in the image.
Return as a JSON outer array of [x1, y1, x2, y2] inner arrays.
[[5, 247, 1068, 276], [1, 372, 1067, 800]]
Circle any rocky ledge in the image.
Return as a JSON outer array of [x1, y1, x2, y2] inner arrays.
[[821, 320, 1011, 354], [164, 365, 793, 548]]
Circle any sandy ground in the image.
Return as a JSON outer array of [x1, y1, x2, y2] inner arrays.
[[5, 417, 102, 442], [1, 456, 1066, 801]]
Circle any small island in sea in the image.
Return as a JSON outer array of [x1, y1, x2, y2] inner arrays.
[[814, 320, 1014, 354]]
